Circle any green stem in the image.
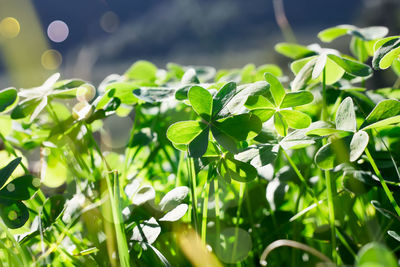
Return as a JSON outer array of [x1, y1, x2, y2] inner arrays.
[[201, 171, 211, 244], [214, 178, 221, 255], [105, 171, 130, 267], [365, 147, 400, 216], [322, 67, 328, 121], [324, 167, 337, 262], [187, 156, 199, 232], [232, 183, 245, 262]]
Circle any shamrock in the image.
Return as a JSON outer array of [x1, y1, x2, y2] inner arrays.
[[306, 97, 400, 170], [244, 73, 314, 136], [276, 43, 372, 91], [372, 35, 400, 70], [318, 25, 388, 62], [167, 82, 262, 158], [11, 73, 85, 122], [0, 158, 40, 228]]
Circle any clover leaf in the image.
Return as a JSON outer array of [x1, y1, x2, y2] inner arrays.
[[372, 36, 400, 70], [0, 158, 40, 229], [11, 73, 85, 122], [318, 25, 388, 62], [167, 83, 262, 158], [245, 73, 313, 136], [307, 97, 400, 170]]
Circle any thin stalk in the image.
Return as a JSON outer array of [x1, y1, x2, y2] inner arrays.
[[322, 67, 328, 121], [232, 183, 246, 263], [201, 170, 211, 244], [272, 0, 297, 43], [324, 165, 337, 263], [105, 171, 130, 267], [187, 156, 199, 232], [365, 147, 400, 216], [214, 178, 221, 255], [85, 124, 130, 266]]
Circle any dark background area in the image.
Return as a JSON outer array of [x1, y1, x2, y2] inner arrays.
[[1, 0, 400, 87]]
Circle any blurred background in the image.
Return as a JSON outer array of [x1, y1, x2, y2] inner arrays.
[[0, 0, 400, 88]]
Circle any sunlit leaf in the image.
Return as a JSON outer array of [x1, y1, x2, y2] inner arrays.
[[166, 121, 207, 145], [336, 97, 357, 132], [188, 86, 213, 121]]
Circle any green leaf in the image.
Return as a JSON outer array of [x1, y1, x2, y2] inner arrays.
[[312, 53, 327, 80], [211, 127, 238, 154], [188, 127, 209, 158], [391, 59, 400, 77], [280, 91, 314, 108], [251, 109, 275, 122], [125, 60, 157, 82], [0, 199, 29, 229], [372, 37, 400, 70], [188, 86, 213, 121], [159, 186, 189, 212], [265, 73, 285, 106], [315, 136, 352, 170], [0, 88, 18, 113], [336, 97, 357, 132], [41, 195, 66, 228], [132, 87, 175, 103], [350, 37, 369, 62], [166, 121, 207, 145], [361, 99, 400, 130], [275, 43, 316, 60], [10, 98, 40, 119], [256, 64, 282, 78], [279, 110, 311, 129], [318, 25, 353, 42], [280, 121, 331, 150], [131, 186, 155, 206], [98, 83, 139, 108], [274, 112, 288, 136], [212, 82, 237, 118], [374, 36, 400, 51], [321, 57, 345, 85], [306, 128, 350, 137], [245, 95, 275, 110], [0, 158, 22, 189], [388, 231, 400, 243], [361, 115, 400, 130], [234, 144, 279, 168], [214, 81, 269, 119], [181, 68, 200, 84], [327, 54, 372, 77], [351, 26, 388, 41], [0, 175, 39, 201], [159, 204, 188, 222], [131, 217, 161, 244], [219, 154, 257, 183], [214, 113, 262, 141], [349, 131, 369, 162], [291, 57, 317, 91], [356, 242, 397, 267]]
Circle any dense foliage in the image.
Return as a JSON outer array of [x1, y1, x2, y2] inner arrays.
[[1, 24, 400, 266]]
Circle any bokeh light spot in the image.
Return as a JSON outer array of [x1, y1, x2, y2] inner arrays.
[[8, 210, 17, 221], [41, 49, 62, 70], [47, 20, 69, 43], [100, 11, 119, 33], [6, 183, 15, 192], [0, 17, 20, 39]]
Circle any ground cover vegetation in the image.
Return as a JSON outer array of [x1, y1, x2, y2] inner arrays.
[[1, 24, 400, 266]]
